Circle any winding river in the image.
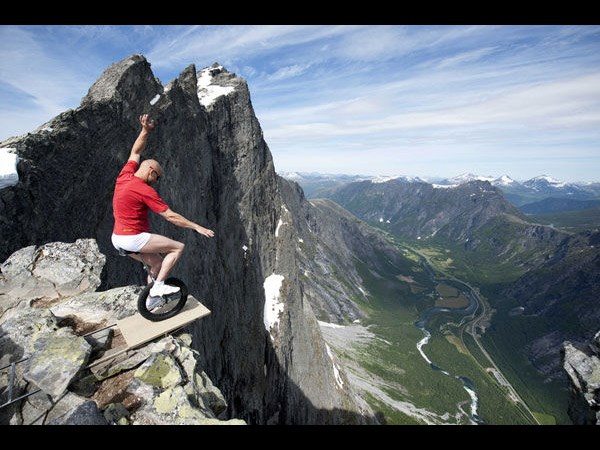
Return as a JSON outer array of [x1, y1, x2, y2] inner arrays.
[[414, 258, 485, 425]]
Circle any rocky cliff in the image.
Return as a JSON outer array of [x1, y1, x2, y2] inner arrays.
[[0, 239, 243, 425], [0, 55, 372, 424], [278, 176, 413, 324], [562, 331, 600, 424]]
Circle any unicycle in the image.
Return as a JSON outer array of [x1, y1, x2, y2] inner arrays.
[[118, 248, 188, 322]]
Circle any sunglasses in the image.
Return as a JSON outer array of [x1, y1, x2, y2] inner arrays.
[[149, 166, 161, 181]]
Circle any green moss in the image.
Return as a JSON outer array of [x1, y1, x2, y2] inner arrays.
[[134, 353, 182, 389]]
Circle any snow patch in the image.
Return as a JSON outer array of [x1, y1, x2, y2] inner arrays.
[[318, 320, 345, 329], [275, 219, 285, 237], [324, 343, 344, 389], [372, 175, 400, 184], [433, 184, 458, 189], [263, 274, 285, 341], [197, 66, 235, 108], [41, 127, 53, 133], [0, 148, 19, 189], [298, 238, 304, 243]]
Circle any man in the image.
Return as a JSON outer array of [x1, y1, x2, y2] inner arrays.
[[111, 114, 214, 308]]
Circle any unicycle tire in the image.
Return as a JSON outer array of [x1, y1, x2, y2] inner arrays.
[[138, 277, 188, 322]]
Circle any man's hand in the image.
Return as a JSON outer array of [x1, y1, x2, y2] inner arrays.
[[196, 226, 215, 238], [129, 114, 155, 162], [139, 114, 155, 132]]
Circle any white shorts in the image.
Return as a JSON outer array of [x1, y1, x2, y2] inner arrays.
[[111, 232, 151, 253]]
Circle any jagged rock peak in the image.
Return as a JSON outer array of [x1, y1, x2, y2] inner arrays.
[[196, 62, 243, 109], [83, 54, 159, 105]]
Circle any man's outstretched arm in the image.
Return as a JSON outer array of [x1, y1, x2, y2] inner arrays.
[[159, 208, 215, 238], [128, 114, 155, 163]]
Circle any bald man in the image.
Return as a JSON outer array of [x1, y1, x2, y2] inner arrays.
[[111, 114, 214, 308]]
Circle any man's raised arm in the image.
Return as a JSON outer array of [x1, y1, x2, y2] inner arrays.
[[128, 114, 155, 163]]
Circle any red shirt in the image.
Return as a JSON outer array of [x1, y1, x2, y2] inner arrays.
[[112, 160, 168, 235]]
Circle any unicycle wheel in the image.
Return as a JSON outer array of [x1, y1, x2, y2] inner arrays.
[[137, 277, 188, 322]]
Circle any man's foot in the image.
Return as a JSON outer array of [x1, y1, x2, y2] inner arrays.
[[146, 295, 166, 311], [149, 282, 180, 298]]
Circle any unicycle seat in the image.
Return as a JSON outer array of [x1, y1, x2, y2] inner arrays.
[[117, 247, 139, 257]]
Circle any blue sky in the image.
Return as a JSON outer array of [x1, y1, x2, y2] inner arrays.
[[1, 25, 600, 182]]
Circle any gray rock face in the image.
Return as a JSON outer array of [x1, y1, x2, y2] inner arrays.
[[563, 338, 600, 424], [0, 239, 242, 425], [24, 327, 91, 400], [0, 55, 372, 424], [278, 177, 409, 325], [0, 239, 104, 314]]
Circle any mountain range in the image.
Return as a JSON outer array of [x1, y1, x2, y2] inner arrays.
[[281, 172, 600, 207]]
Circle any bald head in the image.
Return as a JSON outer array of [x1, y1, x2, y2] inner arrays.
[[136, 159, 163, 185]]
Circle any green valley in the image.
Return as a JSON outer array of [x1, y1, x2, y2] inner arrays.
[[323, 235, 541, 424]]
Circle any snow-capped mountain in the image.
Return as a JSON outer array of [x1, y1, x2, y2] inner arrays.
[[447, 173, 496, 184], [370, 175, 428, 184], [494, 175, 517, 186], [443, 173, 517, 187], [522, 175, 579, 192]]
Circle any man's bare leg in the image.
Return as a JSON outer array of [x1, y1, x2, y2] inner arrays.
[[139, 234, 184, 282], [128, 252, 163, 282]]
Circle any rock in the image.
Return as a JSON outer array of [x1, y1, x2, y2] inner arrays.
[[0, 307, 57, 367], [563, 340, 600, 424], [0, 236, 245, 426], [16, 390, 102, 425], [84, 327, 114, 354], [134, 352, 183, 389], [196, 370, 228, 417], [24, 327, 91, 400], [0, 240, 104, 310], [198, 418, 246, 425], [48, 400, 108, 425], [103, 402, 130, 425], [590, 330, 600, 355], [51, 286, 139, 331]]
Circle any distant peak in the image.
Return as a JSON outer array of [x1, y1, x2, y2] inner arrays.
[[371, 175, 425, 184], [531, 174, 561, 183], [493, 175, 516, 186], [449, 173, 495, 184]]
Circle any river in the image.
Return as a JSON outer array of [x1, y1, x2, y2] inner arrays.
[[414, 257, 485, 425]]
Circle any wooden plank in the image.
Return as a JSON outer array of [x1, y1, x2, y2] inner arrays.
[[116, 296, 210, 348]]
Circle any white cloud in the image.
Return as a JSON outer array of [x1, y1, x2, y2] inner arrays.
[[268, 64, 312, 81]]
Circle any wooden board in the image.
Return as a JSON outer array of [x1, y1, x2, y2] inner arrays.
[[116, 296, 210, 348]]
